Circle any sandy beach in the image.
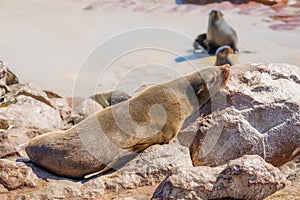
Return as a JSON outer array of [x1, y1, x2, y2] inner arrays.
[[0, 0, 300, 97]]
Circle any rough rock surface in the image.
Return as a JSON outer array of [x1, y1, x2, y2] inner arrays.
[[0, 61, 18, 88], [0, 159, 40, 190], [189, 63, 300, 167], [266, 156, 300, 200], [0, 84, 64, 130], [66, 96, 103, 124], [1, 142, 192, 199], [1, 63, 297, 199], [153, 155, 286, 200]]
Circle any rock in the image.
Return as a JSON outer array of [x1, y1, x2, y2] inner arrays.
[[0, 183, 8, 193], [89, 90, 131, 108], [49, 97, 72, 125], [280, 156, 300, 182], [0, 61, 19, 87], [0, 93, 64, 130], [103, 142, 193, 189], [189, 63, 300, 167], [0, 128, 29, 158], [0, 159, 40, 190], [43, 90, 63, 99], [265, 156, 300, 200], [0, 142, 191, 199], [0, 128, 51, 159], [152, 155, 286, 200], [8, 83, 56, 108], [5, 69, 19, 86], [264, 181, 300, 200], [66, 97, 103, 124], [180, 0, 288, 6], [0, 116, 9, 129]]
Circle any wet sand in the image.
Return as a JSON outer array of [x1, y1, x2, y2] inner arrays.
[[0, 0, 299, 96]]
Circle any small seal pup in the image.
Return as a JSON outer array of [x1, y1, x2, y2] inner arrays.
[[215, 45, 233, 66], [26, 65, 230, 178], [207, 10, 238, 55], [193, 33, 208, 53]]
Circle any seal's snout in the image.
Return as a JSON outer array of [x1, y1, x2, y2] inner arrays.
[[209, 9, 223, 20]]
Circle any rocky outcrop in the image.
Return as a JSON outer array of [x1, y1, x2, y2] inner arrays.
[[189, 63, 300, 167], [1, 62, 298, 199], [1, 142, 192, 199], [153, 155, 286, 200]]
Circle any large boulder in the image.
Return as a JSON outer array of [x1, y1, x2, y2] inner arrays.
[[1, 62, 297, 199], [152, 155, 286, 200], [0, 83, 65, 130], [188, 63, 300, 167]]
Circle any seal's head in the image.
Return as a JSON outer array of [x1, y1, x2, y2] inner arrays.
[[216, 46, 233, 58], [206, 64, 230, 91], [186, 64, 230, 102], [209, 10, 223, 22]]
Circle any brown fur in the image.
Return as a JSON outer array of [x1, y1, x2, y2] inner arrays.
[[215, 46, 233, 66], [26, 65, 230, 178], [207, 10, 238, 54]]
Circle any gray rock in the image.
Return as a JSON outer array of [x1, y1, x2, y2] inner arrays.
[[7, 83, 56, 108], [0, 142, 191, 199], [103, 142, 193, 189], [0, 128, 51, 159], [0, 159, 40, 190], [0, 61, 18, 87], [66, 97, 103, 124], [0, 93, 64, 130], [90, 90, 131, 108], [49, 97, 72, 125], [153, 155, 286, 200], [43, 90, 63, 99], [189, 63, 300, 167]]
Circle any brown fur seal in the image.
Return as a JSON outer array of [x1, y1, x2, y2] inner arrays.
[[215, 45, 233, 66], [207, 10, 238, 55], [26, 65, 230, 178], [193, 33, 208, 52]]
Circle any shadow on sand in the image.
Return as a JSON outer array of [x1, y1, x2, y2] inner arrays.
[[174, 49, 211, 63]]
